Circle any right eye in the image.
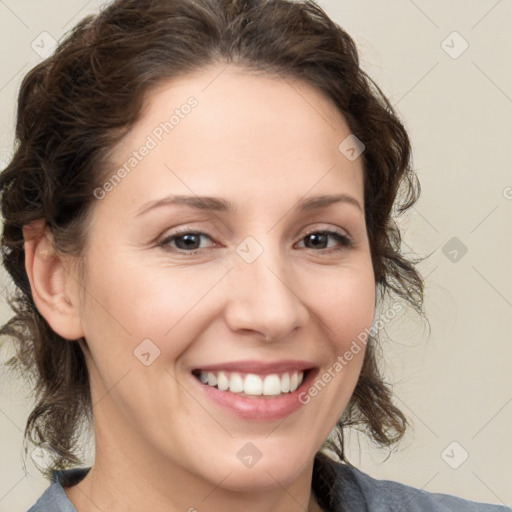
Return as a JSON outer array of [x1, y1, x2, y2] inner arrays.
[[158, 230, 217, 254]]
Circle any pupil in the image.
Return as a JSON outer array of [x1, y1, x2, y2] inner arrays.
[[307, 233, 326, 248], [177, 234, 199, 250]]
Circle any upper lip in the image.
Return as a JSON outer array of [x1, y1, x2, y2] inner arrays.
[[192, 359, 316, 375]]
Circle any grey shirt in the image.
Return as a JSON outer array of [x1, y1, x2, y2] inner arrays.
[[27, 462, 511, 512]]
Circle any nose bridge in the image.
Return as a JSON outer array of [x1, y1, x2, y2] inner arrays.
[[225, 234, 307, 341]]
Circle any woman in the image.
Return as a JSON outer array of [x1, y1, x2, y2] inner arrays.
[[0, 0, 509, 511]]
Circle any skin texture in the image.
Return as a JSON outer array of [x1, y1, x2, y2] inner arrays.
[[23, 64, 376, 512]]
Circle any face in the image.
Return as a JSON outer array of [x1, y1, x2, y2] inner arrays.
[[74, 64, 375, 491]]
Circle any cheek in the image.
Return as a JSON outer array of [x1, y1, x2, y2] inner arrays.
[[308, 264, 376, 349], [80, 256, 230, 360]]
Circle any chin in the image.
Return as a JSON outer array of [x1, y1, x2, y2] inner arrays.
[[211, 453, 309, 492]]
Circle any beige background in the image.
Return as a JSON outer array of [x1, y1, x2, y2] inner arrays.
[[0, 0, 511, 510]]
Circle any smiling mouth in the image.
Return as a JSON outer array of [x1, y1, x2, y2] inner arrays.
[[191, 368, 312, 398]]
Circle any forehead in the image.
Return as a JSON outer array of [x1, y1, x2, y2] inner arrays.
[[101, 63, 364, 213]]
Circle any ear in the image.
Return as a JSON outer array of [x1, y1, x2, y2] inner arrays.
[[23, 219, 85, 341]]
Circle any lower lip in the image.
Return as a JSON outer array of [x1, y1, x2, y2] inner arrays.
[[192, 369, 318, 421]]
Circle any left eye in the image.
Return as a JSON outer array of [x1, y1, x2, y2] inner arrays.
[[296, 230, 352, 251]]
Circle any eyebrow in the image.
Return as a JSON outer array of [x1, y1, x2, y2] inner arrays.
[[295, 193, 363, 213], [135, 193, 363, 217], [135, 195, 233, 217]]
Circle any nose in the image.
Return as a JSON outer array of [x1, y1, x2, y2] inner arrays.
[[223, 243, 309, 342]]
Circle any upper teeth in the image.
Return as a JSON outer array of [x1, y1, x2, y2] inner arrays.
[[198, 370, 304, 396]]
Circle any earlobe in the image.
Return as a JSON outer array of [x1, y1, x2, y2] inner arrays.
[[23, 219, 85, 341]]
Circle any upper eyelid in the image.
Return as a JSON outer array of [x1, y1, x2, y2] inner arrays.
[[161, 224, 351, 239], [301, 225, 350, 238]]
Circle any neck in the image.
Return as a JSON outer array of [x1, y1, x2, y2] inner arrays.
[[64, 421, 324, 512]]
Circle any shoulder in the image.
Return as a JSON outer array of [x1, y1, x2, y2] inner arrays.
[[27, 468, 89, 512], [334, 462, 511, 512], [26, 462, 511, 512], [27, 482, 76, 512]]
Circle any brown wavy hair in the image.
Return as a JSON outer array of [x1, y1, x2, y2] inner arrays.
[[0, 0, 426, 504]]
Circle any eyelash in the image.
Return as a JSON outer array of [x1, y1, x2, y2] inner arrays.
[[158, 227, 353, 255]]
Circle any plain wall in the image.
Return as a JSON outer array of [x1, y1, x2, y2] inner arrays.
[[0, 1, 510, 510]]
